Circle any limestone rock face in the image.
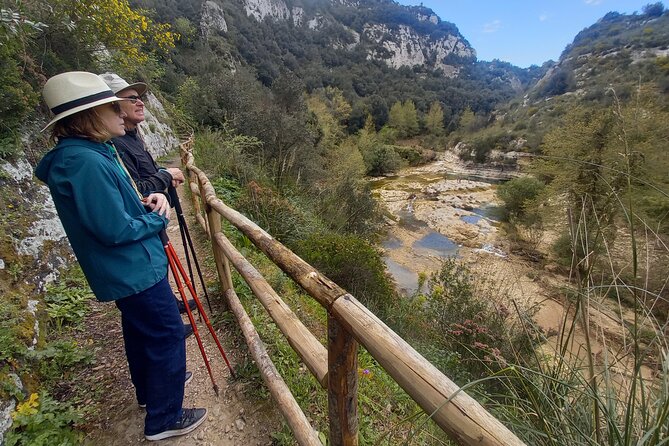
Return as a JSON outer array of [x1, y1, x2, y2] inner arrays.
[[201, 0, 228, 35], [1, 157, 69, 292], [243, 0, 290, 21], [139, 93, 179, 160], [364, 23, 474, 76]]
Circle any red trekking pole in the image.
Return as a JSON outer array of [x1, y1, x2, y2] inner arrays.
[[160, 232, 236, 396]]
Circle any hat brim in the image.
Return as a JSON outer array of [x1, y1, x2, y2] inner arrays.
[[115, 82, 148, 97], [41, 97, 129, 132]]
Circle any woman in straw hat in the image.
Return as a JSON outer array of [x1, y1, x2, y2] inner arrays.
[[35, 71, 206, 441]]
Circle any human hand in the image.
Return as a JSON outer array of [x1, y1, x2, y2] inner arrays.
[[143, 193, 171, 219], [167, 168, 185, 188]]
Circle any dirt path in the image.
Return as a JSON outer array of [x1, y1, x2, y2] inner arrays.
[[81, 177, 283, 445]]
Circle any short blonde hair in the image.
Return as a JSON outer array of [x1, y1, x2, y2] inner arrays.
[[51, 106, 114, 143]]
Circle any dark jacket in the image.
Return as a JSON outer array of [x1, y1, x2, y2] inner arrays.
[[35, 137, 168, 301], [112, 128, 173, 196]]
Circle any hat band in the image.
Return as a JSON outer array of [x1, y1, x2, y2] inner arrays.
[[51, 90, 116, 115]]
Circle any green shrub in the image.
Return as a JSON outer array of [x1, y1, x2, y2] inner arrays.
[[416, 259, 536, 380], [496, 176, 545, 224], [236, 182, 322, 247], [5, 392, 83, 446], [360, 143, 403, 175], [44, 269, 93, 330], [27, 340, 93, 384], [296, 232, 396, 318]]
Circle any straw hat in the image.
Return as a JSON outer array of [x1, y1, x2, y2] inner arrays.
[[41, 71, 127, 131], [98, 72, 148, 96]]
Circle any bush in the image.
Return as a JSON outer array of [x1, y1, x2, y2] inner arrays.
[[236, 181, 322, 247], [296, 232, 396, 318], [416, 259, 536, 380], [5, 392, 83, 446], [496, 176, 545, 224], [360, 143, 403, 175]]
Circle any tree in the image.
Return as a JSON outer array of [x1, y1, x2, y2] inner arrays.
[[496, 177, 545, 225], [425, 101, 445, 136], [388, 101, 404, 134], [642, 2, 665, 17], [387, 100, 419, 137], [403, 100, 419, 136]]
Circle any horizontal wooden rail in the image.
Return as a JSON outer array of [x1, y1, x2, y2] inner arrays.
[[214, 231, 329, 387], [181, 148, 526, 446], [224, 288, 322, 446]]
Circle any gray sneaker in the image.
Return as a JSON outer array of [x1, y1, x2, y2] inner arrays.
[[145, 408, 207, 441]]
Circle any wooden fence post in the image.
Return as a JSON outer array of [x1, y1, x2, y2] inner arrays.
[[180, 138, 201, 218], [205, 201, 234, 300], [328, 314, 359, 446]]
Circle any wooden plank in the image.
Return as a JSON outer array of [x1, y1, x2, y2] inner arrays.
[[224, 289, 323, 446], [331, 294, 526, 446], [214, 232, 329, 387], [328, 315, 358, 446]]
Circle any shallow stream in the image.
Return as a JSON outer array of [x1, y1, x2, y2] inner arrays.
[[374, 169, 501, 294]]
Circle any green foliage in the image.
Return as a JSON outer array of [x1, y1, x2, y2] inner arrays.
[[642, 2, 665, 17], [424, 101, 445, 136], [5, 392, 83, 446], [194, 126, 263, 182], [357, 125, 403, 175], [496, 176, 545, 225], [0, 9, 42, 158], [387, 100, 419, 137], [0, 292, 32, 362], [0, 0, 176, 160], [44, 269, 92, 330], [236, 182, 322, 248], [27, 340, 93, 383], [296, 232, 396, 318]]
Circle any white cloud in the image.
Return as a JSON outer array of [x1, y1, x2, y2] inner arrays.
[[584, 0, 603, 5], [483, 19, 502, 33], [539, 13, 549, 21]]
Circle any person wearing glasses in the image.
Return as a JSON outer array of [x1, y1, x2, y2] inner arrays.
[[99, 72, 186, 195], [35, 71, 207, 441]]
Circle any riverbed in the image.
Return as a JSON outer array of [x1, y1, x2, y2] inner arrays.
[[373, 151, 654, 383], [374, 152, 506, 292]]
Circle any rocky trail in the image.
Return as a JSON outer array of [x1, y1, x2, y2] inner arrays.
[[78, 174, 283, 445]]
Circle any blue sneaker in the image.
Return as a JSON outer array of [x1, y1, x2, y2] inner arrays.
[[145, 408, 207, 441]]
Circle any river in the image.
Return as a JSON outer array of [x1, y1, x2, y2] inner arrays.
[[372, 152, 507, 295]]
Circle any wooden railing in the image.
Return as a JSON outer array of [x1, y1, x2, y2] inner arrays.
[[179, 138, 526, 446]]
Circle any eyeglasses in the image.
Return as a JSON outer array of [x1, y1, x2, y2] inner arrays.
[[111, 102, 122, 113], [121, 94, 145, 104]]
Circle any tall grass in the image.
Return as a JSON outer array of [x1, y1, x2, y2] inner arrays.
[[470, 89, 669, 445]]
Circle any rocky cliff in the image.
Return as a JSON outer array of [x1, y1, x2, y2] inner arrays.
[[232, 0, 475, 77]]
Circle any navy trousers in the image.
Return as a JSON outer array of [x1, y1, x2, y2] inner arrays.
[[115, 276, 186, 435]]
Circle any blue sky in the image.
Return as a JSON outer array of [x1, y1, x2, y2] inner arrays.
[[399, 0, 648, 67]]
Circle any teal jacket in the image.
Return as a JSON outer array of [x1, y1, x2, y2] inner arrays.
[[35, 137, 168, 301]]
